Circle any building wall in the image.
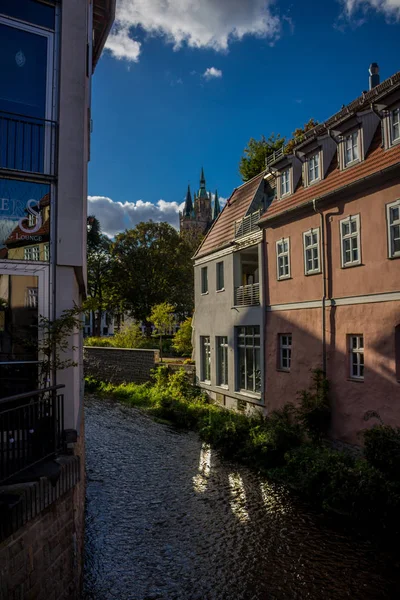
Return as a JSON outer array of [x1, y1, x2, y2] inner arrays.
[[264, 176, 400, 443], [194, 244, 265, 409], [84, 347, 157, 384]]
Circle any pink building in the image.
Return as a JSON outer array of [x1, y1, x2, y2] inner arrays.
[[260, 66, 400, 443]]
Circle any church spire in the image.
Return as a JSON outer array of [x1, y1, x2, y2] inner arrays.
[[184, 184, 193, 216], [212, 190, 221, 220], [198, 167, 207, 198]]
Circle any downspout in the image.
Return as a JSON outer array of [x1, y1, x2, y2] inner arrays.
[[260, 228, 267, 408], [313, 199, 327, 375]]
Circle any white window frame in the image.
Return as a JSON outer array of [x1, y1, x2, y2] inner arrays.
[[216, 336, 228, 388], [280, 168, 291, 197], [24, 245, 40, 261], [303, 228, 321, 275], [340, 214, 361, 268], [200, 336, 211, 384], [236, 326, 261, 394], [216, 261, 224, 291], [26, 287, 38, 309], [201, 266, 208, 294], [349, 335, 364, 380], [307, 151, 320, 185], [44, 243, 50, 262], [343, 130, 360, 167], [390, 107, 400, 145], [278, 334, 292, 371], [276, 238, 290, 280], [387, 200, 400, 259]]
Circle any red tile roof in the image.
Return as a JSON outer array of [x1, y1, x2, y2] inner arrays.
[[260, 130, 400, 223], [194, 172, 265, 259]]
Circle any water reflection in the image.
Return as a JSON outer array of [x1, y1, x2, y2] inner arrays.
[[84, 398, 400, 600]]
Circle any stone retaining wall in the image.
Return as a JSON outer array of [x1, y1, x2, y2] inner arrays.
[[84, 347, 157, 384]]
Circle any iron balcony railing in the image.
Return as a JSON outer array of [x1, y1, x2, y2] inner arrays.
[[0, 111, 57, 176], [234, 283, 260, 306], [0, 385, 65, 485], [234, 209, 261, 239]]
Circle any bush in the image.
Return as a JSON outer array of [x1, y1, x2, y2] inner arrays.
[[199, 410, 253, 460], [84, 336, 113, 347], [172, 317, 193, 356], [296, 369, 330, 442], [363, 425, 400, 480], [112, 323, 146, 349]]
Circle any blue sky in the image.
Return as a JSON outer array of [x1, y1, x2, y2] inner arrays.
[[88, 0, 400, 237]]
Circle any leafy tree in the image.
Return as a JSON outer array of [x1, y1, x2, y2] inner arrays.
[[285, 118, 319, 154], [149, 302, 175, 361], [239, 134, 285, 181], [111, 221, 194, 324], [172, 317, 193, 356]]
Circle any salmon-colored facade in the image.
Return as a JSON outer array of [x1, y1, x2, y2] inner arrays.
[[261, 72, 400, 444]]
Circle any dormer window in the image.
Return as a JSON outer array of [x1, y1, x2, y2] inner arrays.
[[391, 108, 400, 145], [308, 152, 320, 184], [344, 131, 359, 166], [280, 169, 290, 196]]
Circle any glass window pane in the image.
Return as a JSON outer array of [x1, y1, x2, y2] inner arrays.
[[0, 0, 55, 29], [351, 220, 357, 233]]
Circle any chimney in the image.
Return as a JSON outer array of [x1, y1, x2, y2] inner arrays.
[[369, 63, 380, 90]]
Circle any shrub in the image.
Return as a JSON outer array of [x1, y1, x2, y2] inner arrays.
[[113, 323, 146, 349], [296, 369, 330, 442], [84, 336, 113, 347], [172, 317, 193, 356], [199, 410, 253, 460], [363, 425, 400, 481]]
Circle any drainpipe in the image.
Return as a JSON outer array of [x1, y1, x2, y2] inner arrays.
[[260, 228, 267, 408], [313, 199, 327, 375]]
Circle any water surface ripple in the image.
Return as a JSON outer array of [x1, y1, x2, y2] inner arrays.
[[83, 398, 400, 600]]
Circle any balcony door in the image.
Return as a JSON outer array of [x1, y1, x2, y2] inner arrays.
[[0, 264, 49, 398], [0, 16, 54, 173]]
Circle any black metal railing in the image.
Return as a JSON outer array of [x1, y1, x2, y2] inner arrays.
[[234, 209, 261, 238], [0, 111, 57, 176], [234, 283, 260, 306], [0, 385, 65, 485]]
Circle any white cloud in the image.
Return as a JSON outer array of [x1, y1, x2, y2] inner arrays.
[[105, 26, 141, 62], [340, 0, 400, 20], [105, 0, 280, 62], [88, 196, 184, 237], [203, 67, 223, 80], [88, 193, 227, 238]]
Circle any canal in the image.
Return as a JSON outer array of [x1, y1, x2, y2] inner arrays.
[[83, 397, 400, 600]]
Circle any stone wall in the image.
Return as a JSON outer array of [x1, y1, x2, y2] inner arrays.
[[0, 457, 81, 600], [84, 346, 157, 384]]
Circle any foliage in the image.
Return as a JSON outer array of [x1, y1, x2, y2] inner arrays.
[[239, 134, 284, 182], [84, 336, 114, 347], [113, 323, 146, 349], [111, 222, 194, 322], [149, 302, 175, 361], [172, 317, 193, 356], [296, 369, 330, 442], [285, 118, 319, 154], [363, 425, 400, 480]]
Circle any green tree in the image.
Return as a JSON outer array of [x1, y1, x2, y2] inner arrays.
[[285, 118, 319, 154], [172, 317, 193, 357], [149, 302, 175, 361], [111, 221, 194, 324], [239, 134, 285, 182]]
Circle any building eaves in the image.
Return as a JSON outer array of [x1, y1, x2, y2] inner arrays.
[[93, 0, 116, 70]]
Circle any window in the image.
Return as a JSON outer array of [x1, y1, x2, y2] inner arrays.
[[349, 335, 364, 380], [200, 336, 211, 383], [278, 334, 292, 371], [344, 131, 359, 166], [391, 108, 400, 144], [216, 336, 228, 387], [308, 152, 320, 184], [303, 228, 320, 274], [276, 238, 290, 280], [237, 326, 261, 394], [216, 262, 224, 291], [28, 212, 37, 227], [25, 287, 38, 309], [201, 267, 208, 294], [24, 245, 40, 261], [387, 201, 400, 258], [44, 243, 49, 261], [340, 215, 361, 267], [281, 168, 290, 196]]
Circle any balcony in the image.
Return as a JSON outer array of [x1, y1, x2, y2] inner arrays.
[[234, 209, 261, 239], [0, 111, 57, 177], [0, 385, 64, 485], [234, 283, 260, 306]]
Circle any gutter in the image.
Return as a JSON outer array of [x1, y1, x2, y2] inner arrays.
[[313, 200, 327, 375], [258, 161, 400, 225]]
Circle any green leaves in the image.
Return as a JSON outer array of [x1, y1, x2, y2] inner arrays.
[[239, 134, 285, 181]]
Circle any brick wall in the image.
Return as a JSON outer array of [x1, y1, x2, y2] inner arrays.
[[0, 457, 81, 600], [84, 346, 156, 384]]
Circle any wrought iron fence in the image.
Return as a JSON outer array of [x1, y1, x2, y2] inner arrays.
[[234, 283, 260, 306], [0, 385, 65, 485], [234, 209, 261, 238], [0, 111, 57, 176]]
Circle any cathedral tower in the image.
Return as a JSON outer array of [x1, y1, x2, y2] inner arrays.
[[179, 168, 220, 235]]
